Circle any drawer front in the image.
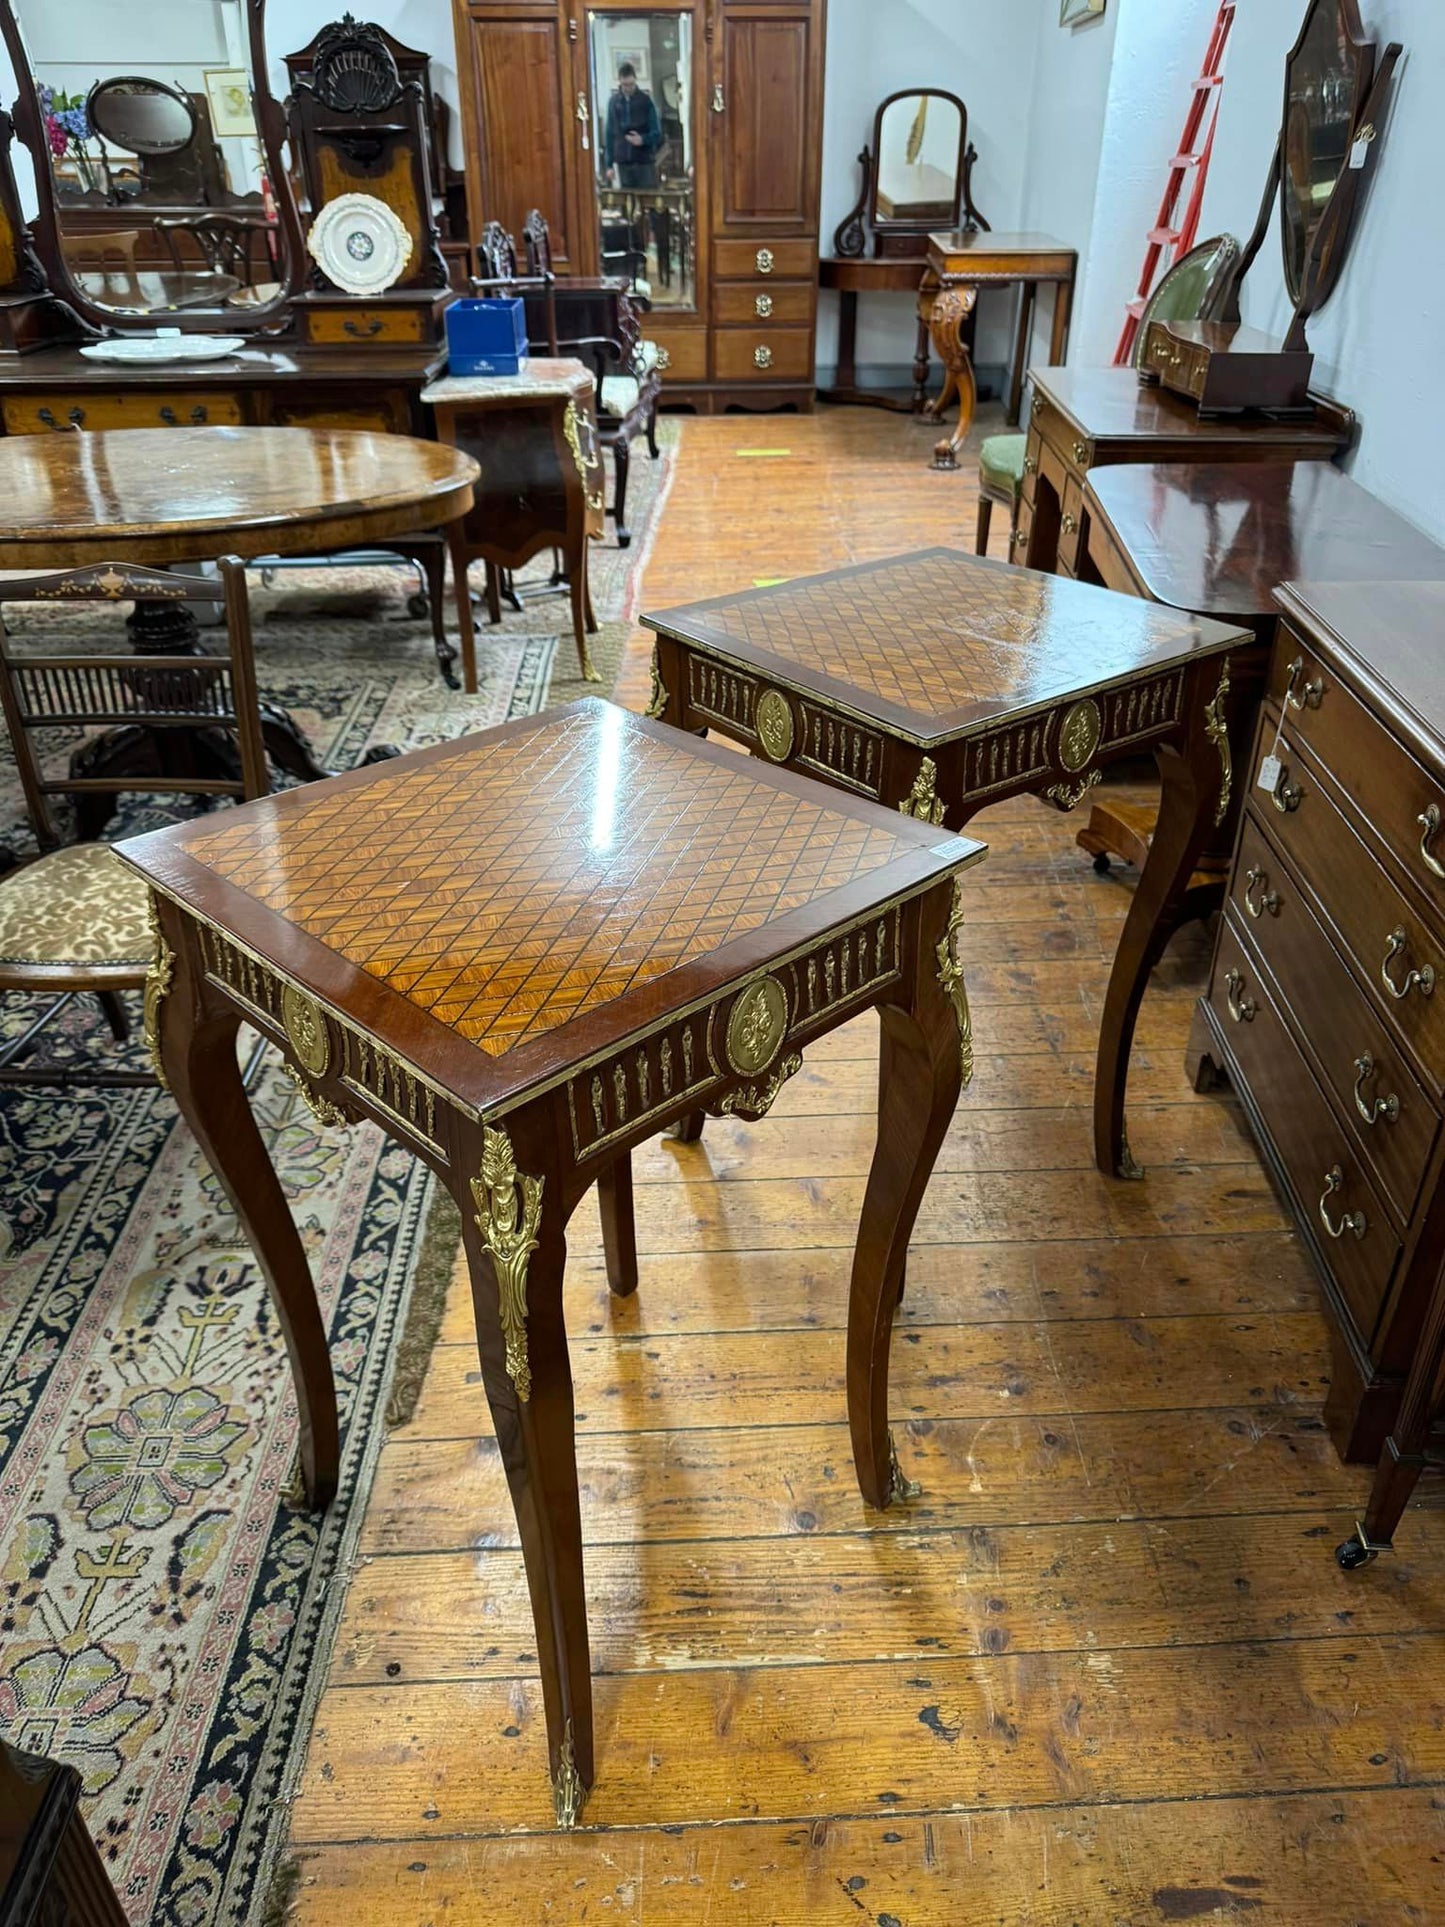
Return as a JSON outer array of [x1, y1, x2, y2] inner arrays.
[[713, 327, 814, 383], [3, 391, 245, 434], [642, 326, 708, 383], [714, 239, 816, 282], [1058, 472, 1086, 571], [1209, 917, 1399, 1342], [714, 281, 814, 326], [1230, 812, 1440, 1224], [1028, 393, 1087, 469], [302, 305, 425, 345], [1271, 625, 1445, 932], [263, 388, 412, 435], [1257, 712, 1445, 1084]]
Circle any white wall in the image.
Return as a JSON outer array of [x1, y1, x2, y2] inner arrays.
[[1198, 0, 1442, 540]]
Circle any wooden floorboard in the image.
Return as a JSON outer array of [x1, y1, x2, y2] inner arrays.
[[289, 407, 1445, 1924]]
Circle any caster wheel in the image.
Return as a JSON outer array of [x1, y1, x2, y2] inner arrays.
[[1092, 852, 1111, 875], [406, 593, 430, 620], [1336, 1535, 1379, 1571]]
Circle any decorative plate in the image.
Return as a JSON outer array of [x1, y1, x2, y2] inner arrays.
[[307, 192, 413, 296], [79, 334, 247, 364]]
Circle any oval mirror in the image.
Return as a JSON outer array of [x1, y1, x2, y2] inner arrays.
[[1279, 0, 1371, 308], [87, 76, 197, 156], [871, 90, 965, 231]]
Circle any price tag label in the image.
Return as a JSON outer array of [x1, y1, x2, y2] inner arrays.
[[1257, 753, 1283, 793]]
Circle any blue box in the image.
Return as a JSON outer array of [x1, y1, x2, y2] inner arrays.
[[445, 297, 529, 377]]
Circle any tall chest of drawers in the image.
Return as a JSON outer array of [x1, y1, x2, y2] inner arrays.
[[1190, 581, 1445, 1463]]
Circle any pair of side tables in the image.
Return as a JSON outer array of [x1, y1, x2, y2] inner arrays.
[[120, 549, 1245, 1823]]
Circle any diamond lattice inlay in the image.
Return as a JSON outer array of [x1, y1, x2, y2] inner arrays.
[[663, 551, 1212, 725], [181, 707, 915, 1054]]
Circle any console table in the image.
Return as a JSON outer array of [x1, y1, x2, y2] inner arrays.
[[817, 254, 935, 413], [120, 699, 982, 1825], [643, 547, 1247, 1179]]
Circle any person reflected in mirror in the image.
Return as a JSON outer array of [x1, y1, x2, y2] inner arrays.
[[606, 61, 662, 188]]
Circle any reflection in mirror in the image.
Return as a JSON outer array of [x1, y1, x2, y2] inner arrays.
[[874, 91, 963, 227], [1281, 0, 1355, 305], [17, 0, 279, 318], [589, 11, 694, 311]]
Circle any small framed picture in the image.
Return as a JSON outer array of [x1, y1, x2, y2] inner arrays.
[[204, 67, 255, 138], [1060, 0, 1106, 23], [611, 46, 651, 90]]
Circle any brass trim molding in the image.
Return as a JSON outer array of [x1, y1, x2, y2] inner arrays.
[[471, 1126, 544, 1402], [712, 1049, 802, 1120], [143, 893, 175, 1090], [1117, 1122, 1145, 1181], [1205, 655, 1232, 828], [1044, 769, 1103, 812], [553, 1719, 584, 1828], [283, 1062, 352, 1129], [899, 756, 946, 825], [934, 880, 974, 1087], [886, 1430, 920, 1503], [282, 984, 331, 1078], [645, 654, 669, 720]]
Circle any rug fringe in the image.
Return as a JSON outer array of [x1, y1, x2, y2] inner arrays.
[[384, 1184, 461, 1428]]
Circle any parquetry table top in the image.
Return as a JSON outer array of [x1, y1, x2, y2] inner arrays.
[[644, 548, 1246, 745], [119, 701, 980, 1116]]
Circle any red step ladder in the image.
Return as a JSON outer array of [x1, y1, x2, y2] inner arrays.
[[1113, 0, 1235, 366]]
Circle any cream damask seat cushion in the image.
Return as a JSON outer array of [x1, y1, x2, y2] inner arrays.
[[0, 842, 152, 974], [599, 373, 642, 419]]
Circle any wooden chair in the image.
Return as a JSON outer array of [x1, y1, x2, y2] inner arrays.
[[475, 215, 661, 549], [0, 559, 268, 1087], [151, 213, 274, 286], [973, 233, 1241, 558]]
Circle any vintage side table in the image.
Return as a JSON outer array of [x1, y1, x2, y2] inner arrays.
[[1017, 366, 1353, 578], [1074, 461, 1445, 917], [117, 700, 983, 1823], [643, 547, 1249, 1179]]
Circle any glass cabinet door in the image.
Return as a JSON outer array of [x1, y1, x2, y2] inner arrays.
[[587, 11, 695, 311]]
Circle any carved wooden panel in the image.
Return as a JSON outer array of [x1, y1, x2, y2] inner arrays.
[[458, 10, 584, 272], [714, 11, 818, 232]]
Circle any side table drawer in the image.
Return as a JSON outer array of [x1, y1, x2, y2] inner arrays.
[[1058, 473, 1085, 572], [3, 391, 245, 434], [714, 328, 814, 383], [1270, 625, 1445, 931], [301, 305, 425, 345], [1208, 918, 1400, 1343], [1255, 714, 1445, 1084], [1230, 812, 1440, 1224]]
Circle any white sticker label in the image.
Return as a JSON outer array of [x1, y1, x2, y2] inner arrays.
[[1349, 136, 1370, 169], [1257, 753, 1283, 793]]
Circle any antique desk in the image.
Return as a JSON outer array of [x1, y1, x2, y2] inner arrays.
[[1075, 461, 1445, 909], [643, 548, 1248, 1179], [1190, 582, 1445, 1470], [923, 230, 1077, 467], [118, 700, 982, 1823], [423, 360, 606, 690], [0, 425, 477, 824], [1017, 367, 1353, 578]]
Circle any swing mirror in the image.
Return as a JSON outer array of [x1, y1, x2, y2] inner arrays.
[[1279, 0, 1375, 310], [869, 90, 966, 236]]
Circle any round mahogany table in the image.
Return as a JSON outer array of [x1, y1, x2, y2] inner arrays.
[[0, 425, 478, 818]]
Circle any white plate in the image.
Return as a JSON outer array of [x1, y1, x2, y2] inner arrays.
[[307, 192, 413, 297], [79, 334, 247, 365]]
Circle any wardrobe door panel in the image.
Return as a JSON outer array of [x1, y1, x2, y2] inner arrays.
[[713, 9, 819, 233]]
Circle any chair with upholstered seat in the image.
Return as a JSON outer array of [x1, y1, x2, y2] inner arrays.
[[0, 559, 268, 1087], [973, 233, 1240, 558]]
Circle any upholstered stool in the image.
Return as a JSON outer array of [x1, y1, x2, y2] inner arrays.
[[975, 432, 1026, 557]]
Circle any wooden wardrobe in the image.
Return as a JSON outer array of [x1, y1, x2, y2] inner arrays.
[[451, 0, 827, 410]]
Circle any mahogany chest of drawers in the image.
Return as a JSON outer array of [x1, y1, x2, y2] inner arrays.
[[1190, 581, 1445, 1461]]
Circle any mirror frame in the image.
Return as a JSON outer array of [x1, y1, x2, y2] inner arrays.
[[868, 88, 967, 237], [85, 74, 197, 156], [1277, 0, 1373, 315], [1, 0, 306, 333]]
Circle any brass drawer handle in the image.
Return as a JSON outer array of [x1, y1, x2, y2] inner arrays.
[[753, 345, 773, 369], [1283, 655, 1324, 711], [1270, 764, 1303, 813], [1060, 511, 1078, 536], [1418, 802, 1445, 880], [1319, 1165, 1367, 1241], [1224, 967, 1256, 1023], [190, 404, 208, 424], [1010, 527, 1028, 552], [38, 405, 85, 430], [159, 405, 178, 424], [1243, 867, 1280, 918], [754, 293, 772, 318], [1352, 1053, 1400, 1126], [1381, 926, 1435, 1001], [1023, 454, 1037, 475], [755, 247, 773, 275], [1072, 439, 1088, 464], [713, 84, 726, 114], [344, 318, 385, 338], [655, 345, 671, 372]]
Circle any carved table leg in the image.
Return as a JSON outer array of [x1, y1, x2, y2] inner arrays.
[[1093, 657, 1232, 1179], [598, 1157, 638, 1297], [926, 284, 979, 471], [454, 1120, 593, 1825], [848, 881, 967, 1507], [148, 898, 339, 1507]]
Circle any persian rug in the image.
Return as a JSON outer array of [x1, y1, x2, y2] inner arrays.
[[0, 416, 677, 1926]]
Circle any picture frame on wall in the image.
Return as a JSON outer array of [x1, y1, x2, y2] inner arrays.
[[1060, 0, 1106, 24], [611, 46, 651, 89], [203, 67, 254, 138]]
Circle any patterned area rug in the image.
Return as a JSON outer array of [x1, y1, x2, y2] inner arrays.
[[0, 416, 677, 1924]]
